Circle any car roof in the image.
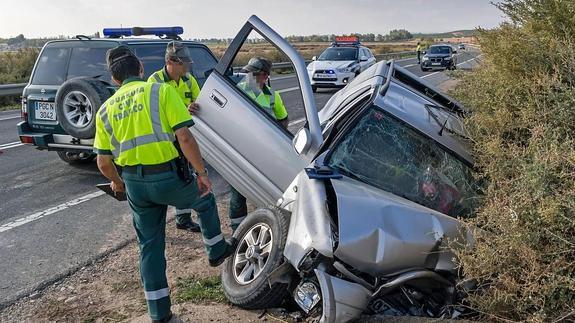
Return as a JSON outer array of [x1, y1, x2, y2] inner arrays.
[[43, 38, 204, 47]]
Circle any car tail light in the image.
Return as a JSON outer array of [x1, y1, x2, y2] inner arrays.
[[20, 136, 34, 144], [21, 97, 28, 120]]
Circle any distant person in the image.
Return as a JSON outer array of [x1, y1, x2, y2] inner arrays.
[[230, 57, 289, 231], [416, 41, 422, 64], [94, 45, 235, 323], [148, 41, 201, 233]]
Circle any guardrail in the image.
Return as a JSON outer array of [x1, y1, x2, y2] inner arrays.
[[0, 83, 26, 97], [0, 51, 417, 98]]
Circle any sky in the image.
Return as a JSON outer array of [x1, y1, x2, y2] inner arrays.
[[0, 0, 505, 39]]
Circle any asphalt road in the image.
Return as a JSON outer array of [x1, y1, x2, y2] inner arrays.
[[0, 46, 482, 308]]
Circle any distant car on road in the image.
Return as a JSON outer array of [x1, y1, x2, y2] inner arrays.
[[458, 43, 466, 50], [421, 44, 458, 72], [17, 27, 218, 164], [306, 37, 376, 92]]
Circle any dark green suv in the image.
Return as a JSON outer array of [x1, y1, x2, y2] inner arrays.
[[17, 29, 218, 164]]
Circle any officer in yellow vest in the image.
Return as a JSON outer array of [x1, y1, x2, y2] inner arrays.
[[94, 46, 234, 323], [147, 41, 201, 233], [416, 42, 422, 64], [229, 57, 289, 231]]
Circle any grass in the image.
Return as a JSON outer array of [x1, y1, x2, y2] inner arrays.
[[0, 103, 19, 112], [173, 276, 226, 304]]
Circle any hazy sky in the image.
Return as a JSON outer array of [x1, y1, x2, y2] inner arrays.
[[0, 0, 505, 39]]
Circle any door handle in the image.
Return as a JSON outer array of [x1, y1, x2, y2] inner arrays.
[[210, 90, 227, 108]]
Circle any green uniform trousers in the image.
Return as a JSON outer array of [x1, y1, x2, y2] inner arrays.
[[228, 185, 248, 232], [123, 166, 226, 320]]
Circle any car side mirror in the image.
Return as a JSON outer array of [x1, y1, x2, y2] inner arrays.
[[360, 56, 368, 62], [312, 56, 317, 61], [293, 127, 311, 155]]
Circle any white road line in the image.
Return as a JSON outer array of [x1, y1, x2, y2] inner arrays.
[[0, 115, 20, 121], [457, 54, 483, 66], [288, 117, 305, 126], [403, 63, 418, 68], [396, 57, 416, 62], [0, 143, 24, 150], [0, 141, 21, 147], [271, 75, 296, 81], [277, 86, 300, 94], [421, 72, 441, 79], [0, 191, 105, 233]]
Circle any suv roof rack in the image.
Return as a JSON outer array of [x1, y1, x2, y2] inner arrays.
[[75, 35, 92, 40], [103, 26, 184, 40]]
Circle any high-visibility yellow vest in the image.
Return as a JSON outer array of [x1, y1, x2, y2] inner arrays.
[[93, 78, 194, 166], [148, 67, 200, 106], [237, 82, 288, 120]]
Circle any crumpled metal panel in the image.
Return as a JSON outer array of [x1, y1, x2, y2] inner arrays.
[[332, 176, 470, 277]]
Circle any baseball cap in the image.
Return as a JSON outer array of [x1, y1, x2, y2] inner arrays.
[[166, 41, 192, 63], [241, 57, 272, 74]]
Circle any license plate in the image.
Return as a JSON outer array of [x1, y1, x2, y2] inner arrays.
[[314, 73, 334, 79], [35, 102, 56, 121], [431, 62, 441, 66]]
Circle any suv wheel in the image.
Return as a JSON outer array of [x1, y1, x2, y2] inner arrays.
[[221, 207, 291, 309], [57, 151, 96, 164], [55, 78, 112, 139]]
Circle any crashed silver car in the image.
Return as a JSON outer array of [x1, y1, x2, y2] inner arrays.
[[192, 16, 480, 322]]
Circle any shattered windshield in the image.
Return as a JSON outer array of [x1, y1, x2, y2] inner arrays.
[[318, 47, 358, 61], [327, 106, 480, 218]]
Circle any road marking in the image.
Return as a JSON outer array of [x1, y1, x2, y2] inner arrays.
[[457, 54, 483, 66], [403, 63, 418, 68], [0, 141, 24, 150], [0, 191, 105, 233], [288, 117, 305, 127], [0, 115, 20, 121], [271, 75, 296, 81], [277, 86, 300, 94], [421, 72, 441, 79], [396, 57, 416, 62]]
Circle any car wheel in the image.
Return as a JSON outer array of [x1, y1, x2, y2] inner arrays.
[[221, 207, 291, 309], [57, 151, 96, 164], [55, 78, 112, 139], [421, 67, 429, 72], [312, 85, 317, 93]]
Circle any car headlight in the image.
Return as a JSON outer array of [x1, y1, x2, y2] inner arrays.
[[337, 67, 352, 73], [444, 57, 452, 60], [422, 56, 429, 61]]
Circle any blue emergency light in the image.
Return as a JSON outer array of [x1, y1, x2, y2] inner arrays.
[[103, 26, 184, 39]]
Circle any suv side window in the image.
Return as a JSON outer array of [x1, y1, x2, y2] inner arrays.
[[67, 47, 111, 81], [31, 47, 70, 85], [188, 47, 218, 86]]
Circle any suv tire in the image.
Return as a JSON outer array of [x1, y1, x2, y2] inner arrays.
[[221, 207, 291, 309], [55, 78, 112, 139], [57, 151, 96, 164]]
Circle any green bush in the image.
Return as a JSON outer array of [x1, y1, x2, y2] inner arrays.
[[450, 1, 575, 321], [0, 48, 39, 107]]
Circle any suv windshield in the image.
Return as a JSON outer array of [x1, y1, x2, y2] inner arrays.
[[318, 47, 358, 61], [428, 46, 452, 55], [327, 105, 480, 218]]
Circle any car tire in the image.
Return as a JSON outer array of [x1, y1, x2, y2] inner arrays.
[[55, 78, 112, 139], [421, 67, 429, 72], [57, 151, 96, 164], [221, 207, 291, 309], [312, 85, 317, 93]]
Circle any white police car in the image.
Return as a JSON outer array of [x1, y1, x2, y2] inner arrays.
[[307, 37, 376, 92]]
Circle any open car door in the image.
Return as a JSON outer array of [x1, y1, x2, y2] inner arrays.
[[192, 15, 323, 206]]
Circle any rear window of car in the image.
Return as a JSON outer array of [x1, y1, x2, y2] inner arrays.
[[31, 47, 71, 85], [327, 105, 480, 218], [67, 47, 111, 80]]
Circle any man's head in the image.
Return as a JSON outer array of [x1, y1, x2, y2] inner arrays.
[[242, 57, 272, 87], [106, 45, 143, 85], [165, 41, 192, 80]]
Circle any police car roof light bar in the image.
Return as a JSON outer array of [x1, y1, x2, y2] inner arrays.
[[103, 27, 184, 39], [332, 36, 361, 47]]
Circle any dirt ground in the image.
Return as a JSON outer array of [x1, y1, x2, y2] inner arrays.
[[0, 196, 270, 322]]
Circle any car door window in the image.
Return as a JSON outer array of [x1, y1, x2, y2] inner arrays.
[[222, 30, 307, 136], [327, 105, 480, 218]]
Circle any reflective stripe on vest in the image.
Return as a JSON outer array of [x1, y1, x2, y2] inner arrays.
[[100, 83, 175, 158], [238, 82, 276, 117], [185, 74, 193, 91], [153, 73, 163, 83]]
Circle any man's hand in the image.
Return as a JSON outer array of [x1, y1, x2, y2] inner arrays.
[[196, 174, 212, 197], [111, 180, 125, 193], [187, 102, 199, 115]]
